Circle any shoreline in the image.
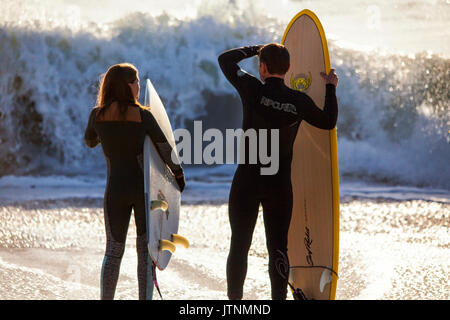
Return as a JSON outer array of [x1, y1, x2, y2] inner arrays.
[[0, 196, 448, 300]]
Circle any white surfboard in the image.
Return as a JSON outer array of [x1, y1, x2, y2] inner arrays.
[[143, 78, 189, 271]]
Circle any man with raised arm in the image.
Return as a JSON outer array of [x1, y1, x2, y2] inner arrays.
[[218, 43, 338, 300]]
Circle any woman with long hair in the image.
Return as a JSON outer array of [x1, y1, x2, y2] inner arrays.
[[84, 63, 185, 300]]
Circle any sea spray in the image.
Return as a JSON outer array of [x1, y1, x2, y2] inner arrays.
[[0, 0, 448, 189]]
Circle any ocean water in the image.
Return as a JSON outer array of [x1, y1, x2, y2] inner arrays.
[[0, 0, 449, 189], [0, 0, 449, 300]]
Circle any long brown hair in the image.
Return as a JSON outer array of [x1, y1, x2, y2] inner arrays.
[[95, 63, 144, 119]]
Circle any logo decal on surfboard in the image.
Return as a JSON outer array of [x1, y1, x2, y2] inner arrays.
[[290, 72, 312, 92], [304, 226, 314, 266], [304, 199, 314, 266]]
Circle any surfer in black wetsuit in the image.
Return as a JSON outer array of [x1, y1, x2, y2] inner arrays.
[[218, 43, 338, 300], [84, 63, 185, 300]]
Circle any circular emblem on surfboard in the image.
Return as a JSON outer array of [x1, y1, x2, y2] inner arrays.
[[290, 72, 312, 92]]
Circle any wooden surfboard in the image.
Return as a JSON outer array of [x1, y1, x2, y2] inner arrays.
[[281, 9, 340, 300]]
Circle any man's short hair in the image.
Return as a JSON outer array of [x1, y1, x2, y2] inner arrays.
[[258, 43, 290, 75]]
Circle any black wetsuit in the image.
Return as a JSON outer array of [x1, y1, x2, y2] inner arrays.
[[84, 106, 184, 300], [218, 46, 338, 300]]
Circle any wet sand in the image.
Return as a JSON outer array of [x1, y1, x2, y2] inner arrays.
[[0, 197, 448, 300]]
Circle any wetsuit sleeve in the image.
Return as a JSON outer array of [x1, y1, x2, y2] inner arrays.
[[141, 109, 184, 178], [218, 45, 262, 97], [296, 84, 338, 129], [84, 108, 100, 148]]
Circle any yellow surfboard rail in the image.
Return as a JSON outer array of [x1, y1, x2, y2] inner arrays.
[[281, 9, 340, 300]]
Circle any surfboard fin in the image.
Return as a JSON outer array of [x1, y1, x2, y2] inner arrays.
[[319, 268, 333, 293], [151, 200, 168, 211], [159, 240, 176, 253], [171, 234, 190, 249]]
